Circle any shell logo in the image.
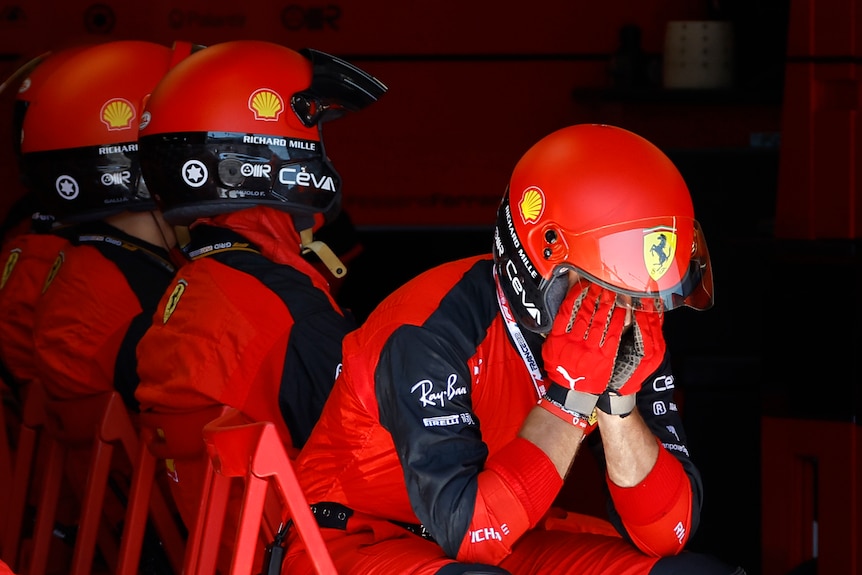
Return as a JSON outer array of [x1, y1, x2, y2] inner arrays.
[[101, 98, 135, 130], [248, 89, 284, 121], [518, 187, 545, 224]]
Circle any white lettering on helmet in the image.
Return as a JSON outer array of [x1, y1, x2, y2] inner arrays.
[[242, 135, 287, 147], [504, 204, 536, 278], [504, 259, 541, 324], [101, 171, 131, 186], [98, 143, 137, 155], [288, 139, 316, 151], [278, 166, 336, 191], [240, 163, 271, 178], [494, 227, 505, 257]]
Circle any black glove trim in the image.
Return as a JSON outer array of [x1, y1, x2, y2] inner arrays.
[[596, 391, 636, 416], [545, 383, 599, 418]]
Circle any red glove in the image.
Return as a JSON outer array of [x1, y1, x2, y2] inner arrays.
[[542, 282, 627, 396], [607, 300, 666, 397]]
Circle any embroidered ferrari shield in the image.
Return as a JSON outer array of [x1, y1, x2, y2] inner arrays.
[[163, 279, 187, 324]]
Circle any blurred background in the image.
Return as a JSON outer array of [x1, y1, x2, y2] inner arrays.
[[2, 1, 857, 574]]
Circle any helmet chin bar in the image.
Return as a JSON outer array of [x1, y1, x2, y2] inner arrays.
[[299, 227, 346, 278]]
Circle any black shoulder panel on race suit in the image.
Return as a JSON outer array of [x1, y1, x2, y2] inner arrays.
[[193, 224, 357, 447], [375, 259, 501, 557], [69, 221, 176, 410]]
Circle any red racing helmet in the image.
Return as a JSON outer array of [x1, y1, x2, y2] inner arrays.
[[18, 40, 195, 223], [493, 124, 714, 334], [1, 46, 88, 159], [137, 40, 387, 226]]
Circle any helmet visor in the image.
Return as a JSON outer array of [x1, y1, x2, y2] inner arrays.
[[20, 141, 150, 222], [561, 218, 714, 312], [140, 131, 342, 224], [494, 194, 714, 334]]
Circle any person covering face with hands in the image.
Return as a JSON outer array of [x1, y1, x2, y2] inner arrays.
[[288, 124, 745, 575]]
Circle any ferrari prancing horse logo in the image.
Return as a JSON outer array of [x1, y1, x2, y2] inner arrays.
[[163, 279, 187, 324], [1, 249, 21, 290], [644, 228, 677, 281]]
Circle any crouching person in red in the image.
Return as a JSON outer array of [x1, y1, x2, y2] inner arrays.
[[287, 125, 747, 574], [133, 40, 386, 572]]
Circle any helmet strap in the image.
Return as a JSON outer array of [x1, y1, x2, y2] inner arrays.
[[299, 227, 346, 278]]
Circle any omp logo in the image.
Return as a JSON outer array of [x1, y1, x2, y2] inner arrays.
[[101, 98, 135, 130], [248, 89, 284, 121], [518, 187, 544, 224]]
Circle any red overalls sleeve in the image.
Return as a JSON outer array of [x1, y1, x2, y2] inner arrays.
[[455, 437, 562, 564], [607, 437, 693, 556]]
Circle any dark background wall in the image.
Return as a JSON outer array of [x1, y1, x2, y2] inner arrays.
[[0, 2, 803, 574]]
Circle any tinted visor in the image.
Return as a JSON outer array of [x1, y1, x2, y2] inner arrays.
[[20, 142, 148, 222], [564, 219, 714, 312], [139, 131, 341, 224]]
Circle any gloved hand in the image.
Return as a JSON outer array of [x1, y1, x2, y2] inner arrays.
[[542, 282, 627, 399], [607, 300, 666, 396], [597, 299, 666, 416]]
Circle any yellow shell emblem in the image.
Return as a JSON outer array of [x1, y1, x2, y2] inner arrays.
[[643, 227, 678, 282], [1, 249, 21, 290], [248, 89, 284, 121], [518, 187, 545, 224], [101, 98, 135, 130], [163, 279, 187, 324]]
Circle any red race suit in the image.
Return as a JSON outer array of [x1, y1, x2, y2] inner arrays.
[[135, 207, 357, 566], [288, 256, 702, 575], [0, 229, 73, 393]]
